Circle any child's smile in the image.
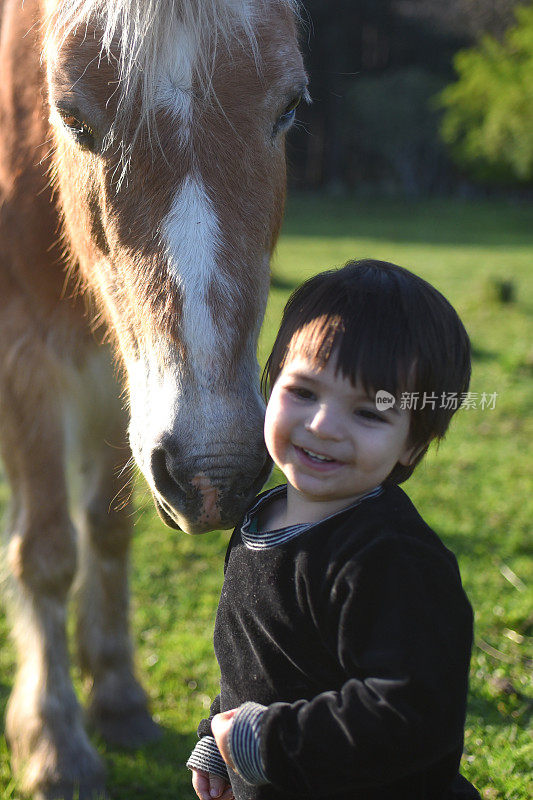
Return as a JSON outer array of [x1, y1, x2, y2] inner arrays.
[[294, 444, 342, 468], [264, 354, 416, 526]]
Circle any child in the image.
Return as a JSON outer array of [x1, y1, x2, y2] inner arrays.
[[187, 259, 480, 800]]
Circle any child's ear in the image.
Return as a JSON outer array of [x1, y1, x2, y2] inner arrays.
[[399, 440, 430, 467]]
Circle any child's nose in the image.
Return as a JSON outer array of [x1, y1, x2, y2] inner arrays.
[[305, 404, 344, 440]]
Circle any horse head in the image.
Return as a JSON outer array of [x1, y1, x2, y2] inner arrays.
[[45, 0, 306, 532]]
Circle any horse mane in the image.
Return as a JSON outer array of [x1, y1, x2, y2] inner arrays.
[[48, 0, 300, 159]]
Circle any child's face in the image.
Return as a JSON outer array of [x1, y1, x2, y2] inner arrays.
[[264, 353, 415, 516]]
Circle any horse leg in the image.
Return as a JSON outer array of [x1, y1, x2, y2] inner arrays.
[[0, 322, 105, 799], [69, 349, 160, 747]]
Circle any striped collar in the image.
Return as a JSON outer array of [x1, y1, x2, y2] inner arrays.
[[241, 484, 384, 550]]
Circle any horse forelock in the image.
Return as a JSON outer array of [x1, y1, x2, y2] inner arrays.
[[47, 0, 300, 153]]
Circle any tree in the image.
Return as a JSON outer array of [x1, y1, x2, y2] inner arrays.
[[291, 0, 462, 190], [344, 68, 448, 195], [292, 0, 397, 189], [396, 0, 528, 39], [440, 5, 533, 183]]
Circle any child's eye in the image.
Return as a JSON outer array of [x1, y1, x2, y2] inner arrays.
[[287, 386, 315, 401], [356, 408, 385, 423]]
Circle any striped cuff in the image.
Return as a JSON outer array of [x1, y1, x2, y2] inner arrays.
[[186, 735, 229, 781], [229, 702, 268, 785]]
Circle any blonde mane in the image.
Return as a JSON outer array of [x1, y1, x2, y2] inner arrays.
[[49, 0, 299, 154]]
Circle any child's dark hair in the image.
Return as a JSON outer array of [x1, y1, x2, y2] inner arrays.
[[262, 259, 471, 483]]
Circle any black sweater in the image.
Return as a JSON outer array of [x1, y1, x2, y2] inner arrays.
[[198, 484, 479, 800]]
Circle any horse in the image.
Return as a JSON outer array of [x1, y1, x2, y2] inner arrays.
[[0, 0, 306, 796]]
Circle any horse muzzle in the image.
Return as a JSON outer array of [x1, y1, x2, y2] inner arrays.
[[149, 442, 272, 533]]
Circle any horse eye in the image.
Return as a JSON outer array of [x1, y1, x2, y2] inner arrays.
[[284, 96, 301, 116], [273, 95, 301, 137], [279, 95, 301, 122], [58, 110, 96, 150]]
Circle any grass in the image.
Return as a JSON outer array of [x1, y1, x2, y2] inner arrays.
[[1, 195, 532, 799]]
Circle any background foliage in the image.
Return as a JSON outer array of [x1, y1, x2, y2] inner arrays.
[[344, 67, 448, 195], [292, 0, 532, 193], [440, 6, 533, 184]]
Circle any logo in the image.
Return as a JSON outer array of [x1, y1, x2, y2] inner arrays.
[[375, 390, 396, 411]]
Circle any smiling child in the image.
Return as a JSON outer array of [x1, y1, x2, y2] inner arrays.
[[187, 259, 480, 800]]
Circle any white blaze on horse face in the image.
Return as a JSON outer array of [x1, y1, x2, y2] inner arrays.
[[155, 25, 195, 144], [127, 350, 182, 470], [162, 173, 232, 372]]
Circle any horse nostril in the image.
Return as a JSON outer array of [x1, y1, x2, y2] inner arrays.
[[233, 486, 250, 502], [150, 444, 271, 526], [150, 446, 187, 504], [231, 454, 272, 503]]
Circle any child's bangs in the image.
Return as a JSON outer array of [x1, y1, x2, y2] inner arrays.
[[285, 307, 413, 402], [334, 307, 414, 401], [284, 314, 344, 371]]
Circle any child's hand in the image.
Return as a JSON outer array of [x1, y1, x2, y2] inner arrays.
[[191, 768, 234, 800], [211, 709, 239, 771]]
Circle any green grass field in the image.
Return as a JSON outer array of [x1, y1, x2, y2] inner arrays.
[[1, 196, 532, 798]]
